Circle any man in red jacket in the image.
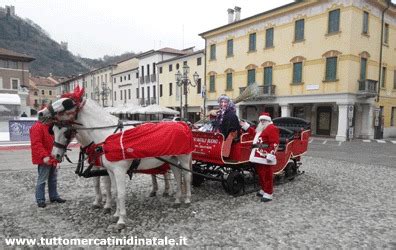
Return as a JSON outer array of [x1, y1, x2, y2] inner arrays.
[[240, 112, 279, 202], [30, 120, 66, 208]]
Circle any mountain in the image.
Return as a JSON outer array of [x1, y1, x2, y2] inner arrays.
[[0, 8, 136, 77]]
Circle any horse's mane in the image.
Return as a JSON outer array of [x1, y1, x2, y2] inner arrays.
[[78, 99, 119, 128]]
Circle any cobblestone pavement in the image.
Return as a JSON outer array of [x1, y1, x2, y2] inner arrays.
[[0, 146, 395, 248]]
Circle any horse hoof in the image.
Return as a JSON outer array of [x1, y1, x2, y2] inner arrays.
[[149, 192, 156, 197], [92, 204, 102, 209], [163, 193, 169, 197], [117, 223, 126, 230], [103, 208, 111, 214]]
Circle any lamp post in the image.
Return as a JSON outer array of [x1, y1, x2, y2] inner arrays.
[[95, 82, 111, 107], [175, 64, 199, 120]]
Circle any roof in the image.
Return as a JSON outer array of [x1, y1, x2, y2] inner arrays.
[[157, 50, 205, 65], [0, 93, 21, 105], [0, 48, 35, 62], [29, 76, 57, 87], [199, 1, 300, 37], [136, 47, 187, 59]]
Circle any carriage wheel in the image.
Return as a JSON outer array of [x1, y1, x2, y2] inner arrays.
[[192, 165, 205, 187], [226, 171, 244, 196], [284, 162, 297, 181]]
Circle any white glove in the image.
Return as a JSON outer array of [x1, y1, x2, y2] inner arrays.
[[43, 156, 51, 164]]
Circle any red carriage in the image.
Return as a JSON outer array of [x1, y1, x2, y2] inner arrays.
[[191, 117, 311, 196]]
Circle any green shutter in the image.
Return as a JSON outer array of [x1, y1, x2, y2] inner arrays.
[[266, 28, 273, 48], [329, 9, 340, 33], [360, 58, 367, 80], [293, 63, 302, 83], [210, 44, 216, 60], [247, 69, 256, 85], [325, 57, 337, 81], [227, 40, 233, 57], [210, 75, 215, 92], [226, 73, 233, 90], [363, 11, 369, 34], [264, 67, 272, 85], [295, 19, 304, 41], [249, 33, 256, 51]]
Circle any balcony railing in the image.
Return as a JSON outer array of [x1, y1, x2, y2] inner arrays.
[[357, 79, 377, 98], [145, 75, 150, 83], [145, 99, 151, 106], [139, 77, 144, 84], [239, 84, 276, 99], [150, 97, 156, 104], [150, 74, 156, 82], [138, 98, 145, 105]]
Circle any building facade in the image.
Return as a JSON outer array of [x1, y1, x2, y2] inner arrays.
[[158, 50, 205, 122], [200, 0, 396, 140], [0, 48, 35, 117], [28, 76, 58, 114], [111, 57, 139, 107]]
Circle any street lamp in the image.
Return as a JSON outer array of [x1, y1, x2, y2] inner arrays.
[[95, 82, 111, 107], [175, 64, 199, 120]]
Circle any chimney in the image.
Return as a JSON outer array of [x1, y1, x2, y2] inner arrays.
[[227, 8, 234, 24], [234, 6, 241, 21]]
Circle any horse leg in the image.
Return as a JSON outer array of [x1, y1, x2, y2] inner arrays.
[[171, 166, 182, 205], [150, 175, 158, 197], [102, 175, 112, 212], [163, 171, 171, 197], [107, 170, 117, 216], [113, 168, 127, 229], [183, 155, 193, 204], [92, 176, 102, 208]]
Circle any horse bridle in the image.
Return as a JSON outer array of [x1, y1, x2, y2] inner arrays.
[[52, 122, 77, 150]]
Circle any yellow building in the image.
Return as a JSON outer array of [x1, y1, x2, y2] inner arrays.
[[158, 50, 205, 122], [200, 0, 396, 140]]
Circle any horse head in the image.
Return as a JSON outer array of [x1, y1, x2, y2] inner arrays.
[[51, 121, 77, 162]]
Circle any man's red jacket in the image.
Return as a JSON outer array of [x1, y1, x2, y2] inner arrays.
[[30, 121, 54, 165]]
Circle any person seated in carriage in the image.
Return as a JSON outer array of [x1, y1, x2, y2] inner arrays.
[[213, 95, 241, 157], [240, 112, 279, 202]]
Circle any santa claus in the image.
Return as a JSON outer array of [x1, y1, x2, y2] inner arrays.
[[240, 112, 279, 202]]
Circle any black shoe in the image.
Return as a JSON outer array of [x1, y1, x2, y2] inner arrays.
[[256, 192, 263, 197], [50, 198, 66, 203], [38, 202, 46, 208], [261, 197, 272, 202]]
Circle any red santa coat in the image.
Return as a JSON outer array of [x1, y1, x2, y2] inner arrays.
[[30, 121, 54, 165], [245, 123, 279, 165]]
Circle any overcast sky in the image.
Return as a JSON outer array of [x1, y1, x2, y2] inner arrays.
[[2, 0, 295, 59]]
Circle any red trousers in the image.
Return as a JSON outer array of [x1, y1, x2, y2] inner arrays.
[[255, 164, 273, 194]]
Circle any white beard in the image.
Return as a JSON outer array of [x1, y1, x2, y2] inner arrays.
[[253, 121, 270, 144]]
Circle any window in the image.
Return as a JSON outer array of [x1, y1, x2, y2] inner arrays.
[[136, 88, 139, 98], [249, 33, 256, 51], [49, 90, 52, 96], [226, 73, 233, 90], [120, 76, 122, 82], [176, 63, 179, 70], [328, 9, 340, 33], [384, 23, 389, 44], [147, 86, 150, 99], [183, 61, 187, 66], [114, 91, 117, 101], [114, 78, 116, 83], [196, 78, 201, 94], [381, 67, 386, 88], [141, 87, 144, 99], [34, 91, 38, 96], [124, 90, 127, 101], [210, 44, 216, 60], [9, 61, 18, 69], [169, 64, 173, 72], [264, 67, 273, 85], [360, 58, 367, 80], [41, 90, 45, 95], [391, 107, 396, 126], [136, 72, 139, 78], [325, 57, 337, 81], [159, 67, 163, 74], [153, 85, 156, 98], [393, 70, 396, 89], [293, 62, 303, 84], [209, 75, 215, 92], [160, 84, 163, 97], [362, 11, 369, 34], [141, 66, 144, 77], [197, 57, 202, 65], [128, 89, 131, 99], [153, 63, 156, 74], [265, 28, 274, 48], [12, 79, 18, 90], [247, 69, 256, 85], [147, 64, 150, 76], [169, 83, 173, 96], [0, 60, 7, 68], [120, 90, 123, 100], [295, 19, 305, 41], [124, 76, 126, 80], [128, 74, 130, 80]]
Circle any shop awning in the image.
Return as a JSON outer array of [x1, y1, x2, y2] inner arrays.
[[0, 94, 21, 105]]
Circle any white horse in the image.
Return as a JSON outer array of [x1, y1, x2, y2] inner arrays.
[[41, 97, 192, 229]]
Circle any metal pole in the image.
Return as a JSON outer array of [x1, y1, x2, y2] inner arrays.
[[180, 83, 183, 118], [184, 82, 188, 121]]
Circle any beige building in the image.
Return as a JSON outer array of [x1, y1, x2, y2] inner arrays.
[[200, 0, 396, 140], [28, 76, 58, 114], [158, 50, 205, 122]]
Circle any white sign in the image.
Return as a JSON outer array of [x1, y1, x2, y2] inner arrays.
[[348, 105, 354, 118], [306, 84, 320, 90]]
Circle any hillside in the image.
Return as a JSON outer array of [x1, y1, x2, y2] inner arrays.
[[0, 9, 136, 77]]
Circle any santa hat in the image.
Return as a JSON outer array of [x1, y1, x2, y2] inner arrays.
[[259, 112, 272, 122]]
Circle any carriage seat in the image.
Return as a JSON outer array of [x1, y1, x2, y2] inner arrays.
[[277, 127, 294, 151]]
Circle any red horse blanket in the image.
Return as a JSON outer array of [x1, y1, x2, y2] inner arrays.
[[103, 122, 193, 162]]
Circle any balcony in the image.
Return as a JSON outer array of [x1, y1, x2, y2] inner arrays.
[[145, 75, 150, 83], [357, 79, 377, 98], [150, 74, 156, 82], [239, 84, 276, 100], [139, 77, 144, 84], [138, 98, 145, 105], [150, 97, 157, 104], [145, 99, 151, 106]]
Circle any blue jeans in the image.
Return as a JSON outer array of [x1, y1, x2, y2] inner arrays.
[[35, 164, 60, 203]]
